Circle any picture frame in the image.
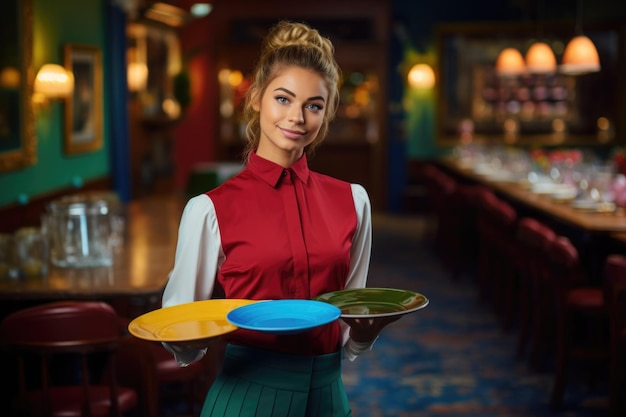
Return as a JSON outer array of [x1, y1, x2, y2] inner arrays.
[[64, 44, 102, 155], [0, 0, 36, 172]]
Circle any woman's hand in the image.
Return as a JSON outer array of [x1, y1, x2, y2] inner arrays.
[[341, 315, 401, 343], [166, 335, 223, 352]]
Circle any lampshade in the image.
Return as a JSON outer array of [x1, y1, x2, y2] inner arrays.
[[495, 48, 525, 76], [127, 62, 148, 92], [34, 64, 74, 98], [525, 42, 557, 73], [407, 63, 435, 89], [560, 35, 600, 75]]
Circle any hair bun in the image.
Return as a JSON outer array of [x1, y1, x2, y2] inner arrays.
[[264, 21, 334, 57]]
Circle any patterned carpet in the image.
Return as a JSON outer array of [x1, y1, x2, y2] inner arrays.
[[342, 214, 610, 417]]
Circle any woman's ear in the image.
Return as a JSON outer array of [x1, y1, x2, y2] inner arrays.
[[250, 87, 261, 112]]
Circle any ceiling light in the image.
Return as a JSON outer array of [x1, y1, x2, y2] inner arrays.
[[495, 48, 525, 77], [525, 42, 557, 73], [560, 35, 600, 75]]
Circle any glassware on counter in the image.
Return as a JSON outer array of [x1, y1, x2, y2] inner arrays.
[[45, 193, 119, 268], [14, 227, 48, 278]]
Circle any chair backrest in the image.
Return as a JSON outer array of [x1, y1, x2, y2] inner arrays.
[[1, 301, 134, 417], [516, 217, 556, 277], [604, 254, 626, 310], [546, 236, 589, 308], [2, 301, 121, 347]]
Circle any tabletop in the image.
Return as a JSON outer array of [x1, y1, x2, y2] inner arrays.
[[0, 194, 185, 301], [438, 158, 626, 234]]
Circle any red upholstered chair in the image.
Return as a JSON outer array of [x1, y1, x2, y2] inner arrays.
[[441, 183, 491, 281], [420, 164, 457, 261], [474, 187, 500, 302], [483, 196, 518, 330], [474, 190, 518, 328], [546, 237, 608, 411], [514, 217, 556, 365], [0, 301, 138, 417], [604, 254, 626, 416]]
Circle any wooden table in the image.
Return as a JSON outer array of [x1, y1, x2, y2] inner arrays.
[[437, 158, 626, 280], [0, 194, 186, 318], [438, 158, 626, 233]]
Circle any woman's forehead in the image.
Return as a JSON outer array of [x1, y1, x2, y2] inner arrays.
[[265, 65, 328, 99]]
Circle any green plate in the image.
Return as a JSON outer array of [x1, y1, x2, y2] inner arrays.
[[314, 288, 429, 318]]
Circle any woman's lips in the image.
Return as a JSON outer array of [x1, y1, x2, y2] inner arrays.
[[280, 127, 306, 140]]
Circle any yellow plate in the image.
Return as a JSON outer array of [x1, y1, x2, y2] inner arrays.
[[128, 299, 257, 342]]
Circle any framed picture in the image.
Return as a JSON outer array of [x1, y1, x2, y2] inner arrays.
[[64, 44, 102, 155], [0, 0, 36, 172]]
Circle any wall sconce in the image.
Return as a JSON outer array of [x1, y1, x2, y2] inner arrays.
[[495, 48, 526, 77], [127, 62, 148, 92], [0, 66, 21, 89], [33, 64, 74, 106], [407, 63, 435, 89]]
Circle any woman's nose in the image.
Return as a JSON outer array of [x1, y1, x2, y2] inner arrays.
[[289, 107, 304, 124]]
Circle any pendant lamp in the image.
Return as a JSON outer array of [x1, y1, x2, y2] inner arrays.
[[495, 48, 525, 77], [525, 41, 557, 73], [525, 0, 556, 74], [560, 0, 600, 75], [560, 35, 600, 75]]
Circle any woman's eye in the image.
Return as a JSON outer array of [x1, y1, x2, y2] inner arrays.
[[307, 103, 323, 112], [276, 96, 289, 104]]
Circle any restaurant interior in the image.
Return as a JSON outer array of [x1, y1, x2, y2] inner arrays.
[[1, 0, 626, 416]]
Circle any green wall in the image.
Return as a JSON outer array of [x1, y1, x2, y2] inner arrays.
[[0, 0, 110, 208]]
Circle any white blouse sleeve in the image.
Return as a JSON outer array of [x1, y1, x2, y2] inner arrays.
[[340, 183, 373, 360], [161, 194, 224, 366]]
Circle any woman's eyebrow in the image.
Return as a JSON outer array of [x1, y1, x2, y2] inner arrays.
[[273, 87, 326, 102]]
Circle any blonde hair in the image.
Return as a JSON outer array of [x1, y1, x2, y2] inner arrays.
[[242, 21, 341, 162]]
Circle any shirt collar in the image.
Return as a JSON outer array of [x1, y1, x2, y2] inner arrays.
[[248, 152, 310, 188]]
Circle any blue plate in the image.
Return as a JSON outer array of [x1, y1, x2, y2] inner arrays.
[[226, 300, 341, 335]]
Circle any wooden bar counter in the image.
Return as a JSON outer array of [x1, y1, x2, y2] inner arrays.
[[437, 157, 626, 280], [0, 194, 187, 318], [438, 157, 626, 234]]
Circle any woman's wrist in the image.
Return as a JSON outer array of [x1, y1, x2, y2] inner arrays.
[[345, 336, 378, 357]]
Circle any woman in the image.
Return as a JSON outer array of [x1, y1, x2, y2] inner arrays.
[[162, 20, 395, 417]]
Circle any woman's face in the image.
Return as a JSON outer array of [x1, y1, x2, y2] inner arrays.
[[254, 65, 328, 167]]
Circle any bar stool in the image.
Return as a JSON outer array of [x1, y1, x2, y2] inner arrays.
[[449, 184, 491, 280], [514, 217, 556, 365], [604, 254, 626, 416], [485, 196, 518, 330], [547, 236, 608, 411], [420, 164, 457, 269], [474, 187, 500, 303], [475, 190, 518, 326]]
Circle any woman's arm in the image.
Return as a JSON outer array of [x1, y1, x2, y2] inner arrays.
[[161, 194, 223, 366], [340, 184, 375, 361]]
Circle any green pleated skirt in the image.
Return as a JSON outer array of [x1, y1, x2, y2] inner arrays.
[[200, 344, 352, 417]]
